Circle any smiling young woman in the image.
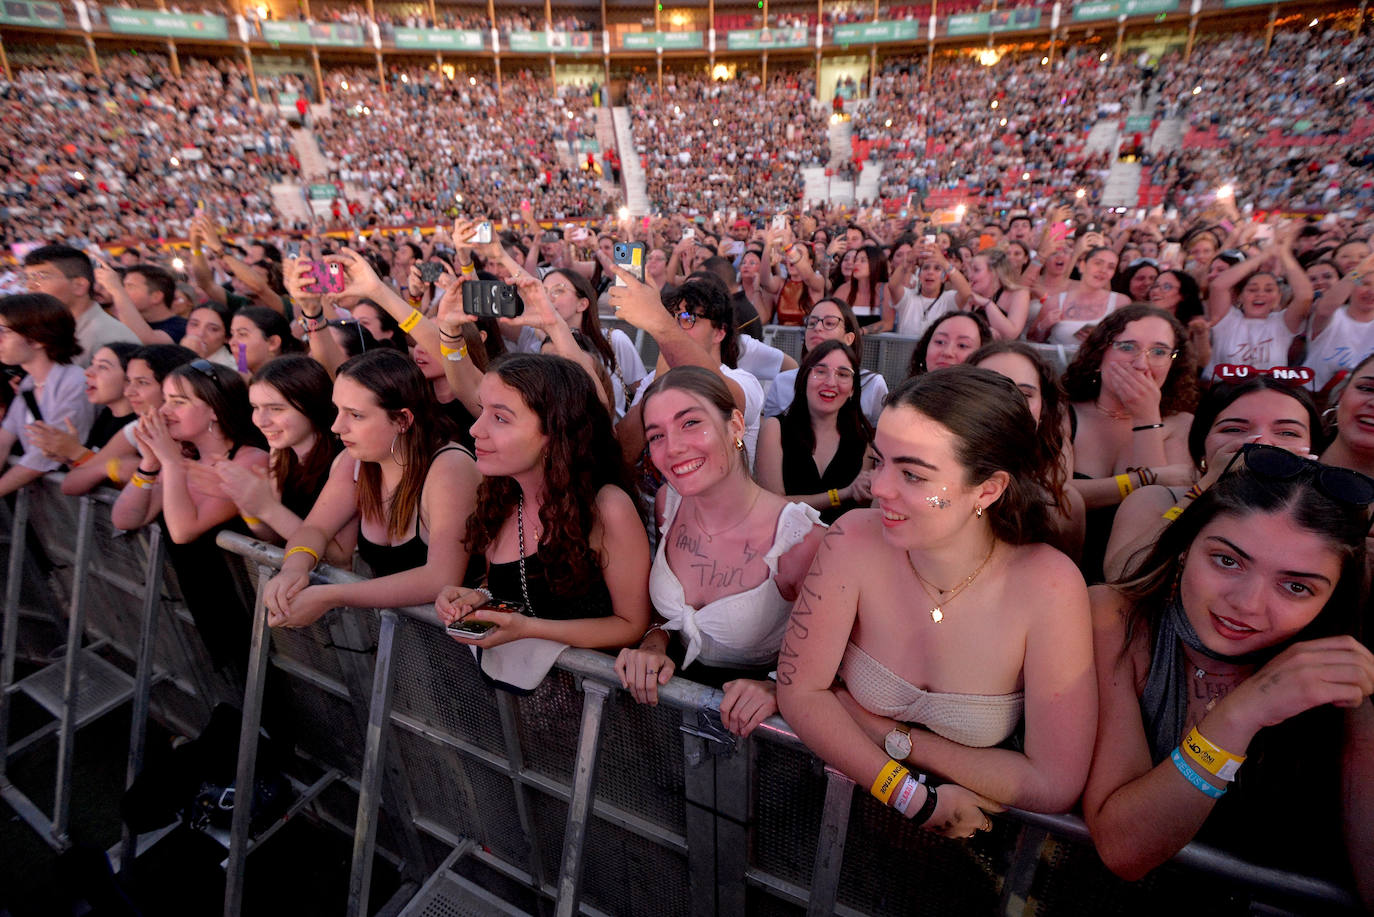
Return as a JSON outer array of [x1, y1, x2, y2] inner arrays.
[[1082, 449, 1373, 902]]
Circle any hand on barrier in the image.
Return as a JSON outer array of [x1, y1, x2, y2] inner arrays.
[[719, 678, 777, 737], [266, 583, 335, 629], [614, 647, 675, 706], [919, 782, 1004, 839], [263, 567, 312, 627], [435, 586, 529, 647]]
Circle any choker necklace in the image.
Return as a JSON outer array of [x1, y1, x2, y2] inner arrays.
[[907, 540, 996, 623], [692, 486, 761, 542], [1094, 400, 1131, 422]]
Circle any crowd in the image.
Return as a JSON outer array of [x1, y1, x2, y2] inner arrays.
[[1, 19, 1372, 910], [0, 54, 295, 248], [628, 69, 831, 216], [307, 66, 617, 227]]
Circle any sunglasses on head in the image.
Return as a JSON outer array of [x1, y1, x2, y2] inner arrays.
[[189, 358, 226, 393], [1224, 442, 1374, 508]]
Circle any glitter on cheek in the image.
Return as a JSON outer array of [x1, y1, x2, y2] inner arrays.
[[926, 495, 951, 509]]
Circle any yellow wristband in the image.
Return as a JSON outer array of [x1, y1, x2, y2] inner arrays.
[[285, 544, 321, 566], [106, 457, 125, 485], [129, 473, 155, 490], [828, 488, 841, 507], [439, 343, 468, 361], [460, 262, 476, 275], [241, 515, 262, 526], [869, 759, 910, 805], [1182, 726, 1246, 782], [1162, 505, 1185, 521], [1115, 473, 1134, 499], [398, 309, 423, 333]]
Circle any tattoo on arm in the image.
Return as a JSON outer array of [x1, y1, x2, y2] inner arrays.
[[775, 524, 843, 686]]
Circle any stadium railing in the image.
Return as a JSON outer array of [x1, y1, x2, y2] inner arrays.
[[1, 476, 1363, 917]]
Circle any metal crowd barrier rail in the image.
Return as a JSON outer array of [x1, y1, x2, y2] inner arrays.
[[1, 478, 1363, 916]]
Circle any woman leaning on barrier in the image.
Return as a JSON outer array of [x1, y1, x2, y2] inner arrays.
[[61, 344, 198, 496], [434, 353, 652, 655], [1082, 447, 1373, 903], [615, 366, 825, 737], [776, 366, 1097, 838], [208, 354, 355, 566], [261, 348, 480, 627]]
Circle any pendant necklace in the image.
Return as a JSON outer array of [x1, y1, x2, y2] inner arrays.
[[907, 540, 996, 623], [692, 486, 761, 542]]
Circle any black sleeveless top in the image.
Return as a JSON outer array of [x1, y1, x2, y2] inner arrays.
[[357, 444, 470, 579], [486, 547, 613, 621], [779, 421, 868, 525]]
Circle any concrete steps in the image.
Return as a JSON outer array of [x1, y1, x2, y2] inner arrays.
[[1084, 119, 1121, 156], [802, 166, 830, 207], [1099, 160, 1142, 208], [270, 182, 313, 227], [855, 161, 883, 206], [611, 106, 650, 216], [1149, 117, 1185, 155]]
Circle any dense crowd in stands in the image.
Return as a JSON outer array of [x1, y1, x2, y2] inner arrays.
[[628, 69, 831, 215], [308, 66, 616, 226], [0, 20, 1372, 911]]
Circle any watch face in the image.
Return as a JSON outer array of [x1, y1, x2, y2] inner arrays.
[[884, 729, 912, 760]]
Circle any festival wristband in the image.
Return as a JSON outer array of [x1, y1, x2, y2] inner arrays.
[[285, 545, 321, 566], [1181, 727, 1246, 782], [70, 449, 94, 467], [912, 782, 939, 826], [460, 262, 475, 275], [440, 343, 468, 362], [1115, 473, 1134, 499], [1185, 484, 1204, 500], [892, 775, 921, 815], [1170, 747, 1226, 798], [870, 760, 910, 806], [828, 488, 841, 507], [129, 473, 156, 490], [398, 309, 423, 333], [106, 457, 125, 485], [241, 515, 262, 527], [1162, 505, 1185, 522], [1132, 423, 1165, 432]]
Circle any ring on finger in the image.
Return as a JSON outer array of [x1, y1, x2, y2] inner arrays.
[[646, 668, 657, 675]]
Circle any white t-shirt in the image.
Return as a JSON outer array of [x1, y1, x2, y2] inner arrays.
[[633, 363, 765, 468], [736, 335, 789, 384], [893, 288, 958, 338], [1205, 309, 1295, 379], [762, 368, 889, 428], [1304, 308, 1374, 393]]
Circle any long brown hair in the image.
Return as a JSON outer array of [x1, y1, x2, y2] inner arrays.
[[1061, 304, 1199, 416], [337, 349, 453, 540], [464, 354, 630, 595], [251, 355, 337, 511]]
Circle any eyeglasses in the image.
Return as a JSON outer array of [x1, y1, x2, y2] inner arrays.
[[545, 283, 573, 299], [803, 315, 843, 331], [1111, 340, 1177, 363], [1224, 442, 1374, 508], [809, 365, 855, 384], [1151, 280, 1180, 293], [672, 311, 704, 331], [189, 358, 226, 394]]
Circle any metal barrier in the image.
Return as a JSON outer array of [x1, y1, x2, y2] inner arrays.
[[1, 479, 1363, 916]]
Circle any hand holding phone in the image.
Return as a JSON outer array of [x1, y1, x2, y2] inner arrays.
[[462, 279, 523, 318], [613, 241, 646, 286]]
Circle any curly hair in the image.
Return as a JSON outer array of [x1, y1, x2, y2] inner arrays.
[[464, 354, 631, 597], [1061, 304, 1199, 416], [906, 310, 992, 377]]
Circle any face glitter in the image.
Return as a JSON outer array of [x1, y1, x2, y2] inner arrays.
[[926, 495, 951, 509]]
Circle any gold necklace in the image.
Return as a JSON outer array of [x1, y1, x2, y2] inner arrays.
[[1094, 400, 1131, 422], [691, 486, 761, 542], [907, 541, 997, 623]]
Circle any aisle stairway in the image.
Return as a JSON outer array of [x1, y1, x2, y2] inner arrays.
[[611, 106, 650, 216], [1149, 117, 1185, 155], [855, 161, 883, 205], [1099, 160, 1142, 208], [1084, 118, 1120, 155], [802, 166, 830, 207], [827, 116, 852, 169], [291, 127, 330, 182], [592, 107, 624, 201], [270, 183, 313, 228]]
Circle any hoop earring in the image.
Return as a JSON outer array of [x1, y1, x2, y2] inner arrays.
[[735, 437, 745, 452], [1322, 406, 1338, 428], [390, 433, 405, 466], [974, 504, 984, 519]]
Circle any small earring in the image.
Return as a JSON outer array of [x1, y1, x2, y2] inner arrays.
[[735, 437, 745, 451], [390, 433, 405, 465], [1199, 457, 1207, 472], [974, 504, 984, 519]]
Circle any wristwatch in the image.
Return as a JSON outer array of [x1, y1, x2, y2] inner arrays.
[[884, 723, 912, 760]]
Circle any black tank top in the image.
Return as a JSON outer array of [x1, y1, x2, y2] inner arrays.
[[356, 444, 470, 578]]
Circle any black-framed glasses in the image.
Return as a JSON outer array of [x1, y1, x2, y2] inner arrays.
[[189, 358, 226, 393], [1224, 442, 1374, 508], [803, 315, 843, 331], [672, 311, 701, 331]]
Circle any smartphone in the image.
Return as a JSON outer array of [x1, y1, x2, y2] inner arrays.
[[419, 262, 443, 284], [462, 279, 523, 318], [473, 221, 493, 244], [771, 214, 789, 232], [285, 240, 302, 260], [613, 241, 646, 286], [446, 618, 496, 638], [302, 261, 345, 295], [681, 226, 695, 241], [923, 233, 936, 245], [540, 230, 560, 244]]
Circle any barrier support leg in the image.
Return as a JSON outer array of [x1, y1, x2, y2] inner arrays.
[[50, 496, 96, 848], [999, 825, 1050, 917], [0, 487, 31, 783], [553, 679, 610, 917], [347, 608, 400, 917], [713, 739, 752, 915], [805, 769, 855, 917], [681, 728, 717, 917], [495, 690, 550, 899], [224, 567, 273, 917], [119, 525, 166, 874]]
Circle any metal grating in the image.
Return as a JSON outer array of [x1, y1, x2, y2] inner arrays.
[[591, 688, 687, 836], [513, 667, 583, 781], [388, 619, 507, 756], [16, 647, 133, 724], [751, 741, 827, 888], [399, 870, 532, 917], [875, 335, 919, 388], [764, 326, 806, 362]]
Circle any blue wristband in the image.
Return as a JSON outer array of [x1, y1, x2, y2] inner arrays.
[[1171, 747, 1226, 799]]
